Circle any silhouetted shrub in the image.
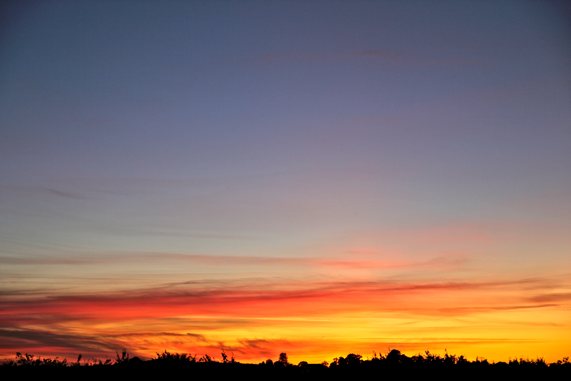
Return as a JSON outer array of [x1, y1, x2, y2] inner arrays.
[[1, 349, 570, 379]]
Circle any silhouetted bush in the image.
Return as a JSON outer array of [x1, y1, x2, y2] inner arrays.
[[1, 349, 570, 379]]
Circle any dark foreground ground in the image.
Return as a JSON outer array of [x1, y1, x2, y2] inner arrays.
[[2, 350, 570, 380]]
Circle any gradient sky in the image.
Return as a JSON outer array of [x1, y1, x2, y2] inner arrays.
[[1, 0, 570, 363]]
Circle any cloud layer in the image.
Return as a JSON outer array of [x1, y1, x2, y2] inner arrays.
[[1, 272, 569, 362]]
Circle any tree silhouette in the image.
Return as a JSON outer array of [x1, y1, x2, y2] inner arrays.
[[278, 352, 288, 365], [1, 349, 570, 378]]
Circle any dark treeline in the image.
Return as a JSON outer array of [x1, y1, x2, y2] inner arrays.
[[1, 349, 570, 379]]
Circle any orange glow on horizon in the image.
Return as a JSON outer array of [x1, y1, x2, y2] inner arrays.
[[1, 273, 570, 363]]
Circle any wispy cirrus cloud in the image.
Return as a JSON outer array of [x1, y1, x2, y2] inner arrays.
[[0, 251, 467, 271], [0, 325, 540, 362], [0, 328, 123, 356], [1, 275, 568, 361], [258, 49, 480, 67], [0, 277, 561, 324], [259, 49, 402, 64], [0, 184, 86, 200], [527, 292, 571, 303]]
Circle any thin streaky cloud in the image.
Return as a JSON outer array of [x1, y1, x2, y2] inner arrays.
[[258, 49, 481, 66], [0, 251, 468, 271], [0, 328, 124, 355], [1, 276, 564, 323], [527, 292, 571, 303], [0, 185, 86, 200]]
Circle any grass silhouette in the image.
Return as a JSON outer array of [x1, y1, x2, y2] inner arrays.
[[1, 349, 570, 379]]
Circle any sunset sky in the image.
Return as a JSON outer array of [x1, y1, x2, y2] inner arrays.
[[1, 0, 570, 363]]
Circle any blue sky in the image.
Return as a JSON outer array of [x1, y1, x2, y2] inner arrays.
[[2, 0, 570, 257]]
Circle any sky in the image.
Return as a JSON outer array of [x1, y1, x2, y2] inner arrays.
[[1, 0, 570, 363]]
